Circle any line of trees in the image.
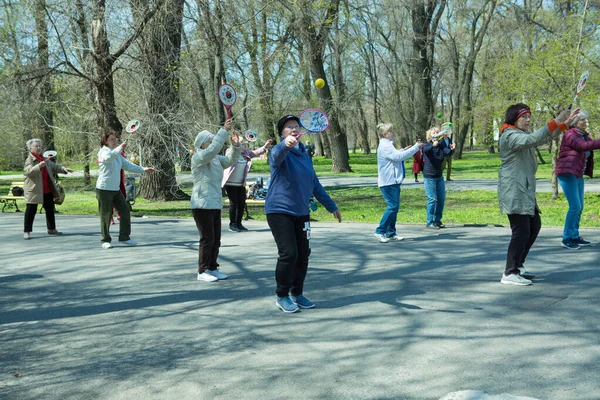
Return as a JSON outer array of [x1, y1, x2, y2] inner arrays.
[[0, 0, 598, 200]]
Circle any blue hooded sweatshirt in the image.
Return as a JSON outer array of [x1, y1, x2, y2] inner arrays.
[[265, 141, 338, 216]]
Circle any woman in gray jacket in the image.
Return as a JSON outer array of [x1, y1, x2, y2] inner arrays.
[[23, 139, 73, 239], [191, 119, 243, 282], [497, 104, 579, 286]]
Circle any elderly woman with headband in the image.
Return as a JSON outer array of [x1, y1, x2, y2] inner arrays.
[[497, 103, 579, 286], [191, 119, 243, 282], [23, 139, 73, 239], [555, 110, 600, 250]]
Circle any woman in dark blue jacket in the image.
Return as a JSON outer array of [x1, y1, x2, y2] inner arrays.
[[422, 127, 455, 229], [266, 115, 342, 313]]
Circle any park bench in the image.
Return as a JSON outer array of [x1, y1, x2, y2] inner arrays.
[[0, 181, 24, 212], [223, 197, 265, 221], [222, 182, 266, 220]]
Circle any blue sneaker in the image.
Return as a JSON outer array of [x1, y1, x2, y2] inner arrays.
[[561, 239, 580, 250], [291, 294, 315, 309], [574, 237, 591, 247], [276, 296, 299, 313]]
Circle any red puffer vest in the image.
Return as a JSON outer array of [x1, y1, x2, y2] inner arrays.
[[555, 128, 600, 178]]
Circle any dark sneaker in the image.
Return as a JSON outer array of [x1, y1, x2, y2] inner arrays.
[[47, 229, 62, 235], [574, 237, 591, 247], [237, 224, 248, 232], [518, 266, 535, 279], [446, 178, 453, 181], [435, 222, 446, 228], [426, 223, 440, 230], [291, 294, 315, 309], [276, 296, 299, 313], [229, 223, 240, 232], [561, 239, 580, 250]]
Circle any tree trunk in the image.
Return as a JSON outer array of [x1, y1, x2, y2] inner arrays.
[[357, 98, 371, 155], [91, 0, 123, 132], [197, 0, 227, 124], [136, 0, 185, 200], [410, 0, 437, 139], [299, 0, 351, 172], [74, 0, 99, 185], [34, 0, 54, 149], [551, 136, 561, 199]]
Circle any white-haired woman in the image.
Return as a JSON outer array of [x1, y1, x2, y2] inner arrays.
[[23, 139, 73, 239], [555, 110, 600, 249], [191, 119, 243, 282], [375, 123, 423, 243]]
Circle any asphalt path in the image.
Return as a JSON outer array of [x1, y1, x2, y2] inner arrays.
[[1, 214, 599, 399], [4, 170, 600, 193]]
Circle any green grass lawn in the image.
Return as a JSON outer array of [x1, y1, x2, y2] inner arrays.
[[2, 178, 599, 228], [247, 149, 556, 180], [2, 149, 555, 180]]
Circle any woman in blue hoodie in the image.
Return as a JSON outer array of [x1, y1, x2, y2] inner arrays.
[[266, 115, 342, 313]]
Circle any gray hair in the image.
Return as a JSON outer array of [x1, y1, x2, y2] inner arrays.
[[26, 138, 42, 151], [376, 123, 393, 138], [570, 109, 589, 127]]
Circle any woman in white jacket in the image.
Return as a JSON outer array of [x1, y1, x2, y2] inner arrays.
[[96, 130, 154, 249], [192, 119, 243, 282], [374, 123, 424, 243]]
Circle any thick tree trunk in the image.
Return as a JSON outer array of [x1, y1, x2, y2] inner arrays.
[[137, 0, 185, 200]]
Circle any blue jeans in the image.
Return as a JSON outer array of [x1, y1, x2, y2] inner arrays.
[[376, 184, 400, 237], [424, 177, 446, 225], [558, 174, 585, 241]]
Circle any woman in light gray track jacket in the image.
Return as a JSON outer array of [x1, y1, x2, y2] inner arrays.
[[191, 119, 243, 283]]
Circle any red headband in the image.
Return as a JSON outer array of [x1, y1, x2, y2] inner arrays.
[[516, 108, 531, 120]]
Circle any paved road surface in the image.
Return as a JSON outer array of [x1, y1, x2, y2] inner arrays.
[[4, 170, 600, 193], [1, 214, 598, 399]]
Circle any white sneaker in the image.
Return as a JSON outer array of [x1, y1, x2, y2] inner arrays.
[[209, 269, 228, 280], [102, 242, 113, 250], [24, 232, 30, 240], [388, 235, 404, 241], [374, 233, 389, 243], [197, 272, 218, 282], [119, 239, 137, 246], [501, 273, 532, 286]]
